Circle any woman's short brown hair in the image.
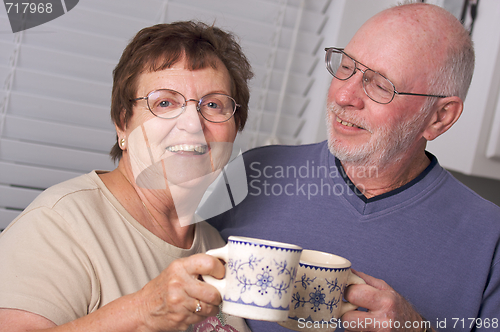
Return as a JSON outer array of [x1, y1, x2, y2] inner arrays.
[[110, 21, 253, 162]]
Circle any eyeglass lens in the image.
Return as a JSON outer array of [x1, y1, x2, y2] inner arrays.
[[146, 89, 236, 122], [326, 49, 396, 104]]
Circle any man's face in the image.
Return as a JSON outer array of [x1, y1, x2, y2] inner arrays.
[[325, 19, 433, 168], [326, 100, 429, 168]]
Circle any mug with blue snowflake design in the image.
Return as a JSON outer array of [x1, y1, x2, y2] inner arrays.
[[278, 250, 365, 331], [203, 236, 302, 321]]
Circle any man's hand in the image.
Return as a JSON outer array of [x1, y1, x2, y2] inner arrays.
[[342, 270, 429, 332]]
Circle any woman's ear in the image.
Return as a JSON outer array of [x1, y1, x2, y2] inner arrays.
[[115, 109, 128, 149], [423, 96, 463, 141]]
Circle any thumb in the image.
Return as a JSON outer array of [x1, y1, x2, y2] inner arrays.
[[351, 269, 392, 291]]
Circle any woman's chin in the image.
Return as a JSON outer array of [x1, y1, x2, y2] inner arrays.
[[167, 168, 220, 190]]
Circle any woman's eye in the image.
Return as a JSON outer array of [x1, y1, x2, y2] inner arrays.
[[158, 100, 173, 108], [207, 101, 220, 109]]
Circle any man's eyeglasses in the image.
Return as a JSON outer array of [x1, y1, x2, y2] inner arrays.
[[131, 89, 239, 123], [324, 47, 448, 104]]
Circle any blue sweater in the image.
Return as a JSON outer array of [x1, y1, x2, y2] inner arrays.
[[206, 141, 500, 332]]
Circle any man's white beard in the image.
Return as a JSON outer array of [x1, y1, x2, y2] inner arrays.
[[326, 102, 430, 169]]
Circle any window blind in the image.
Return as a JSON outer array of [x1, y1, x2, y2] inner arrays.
[[0, 0, 332, 229]]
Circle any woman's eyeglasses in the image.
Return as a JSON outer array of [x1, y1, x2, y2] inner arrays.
[[131, 89, 239, 123]]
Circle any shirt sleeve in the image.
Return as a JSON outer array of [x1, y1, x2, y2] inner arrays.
[[0, 207, 100, 325]]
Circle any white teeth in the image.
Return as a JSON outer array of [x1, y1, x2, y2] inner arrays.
[[336, 117, 362, 129], [167, 144, 207, 154]]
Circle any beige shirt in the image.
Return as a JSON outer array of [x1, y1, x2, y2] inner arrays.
[[0, 171, 249, 331]]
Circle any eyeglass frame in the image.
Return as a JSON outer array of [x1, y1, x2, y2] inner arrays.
[[324, 47, 448, 104], [130, 89, 240, 123]]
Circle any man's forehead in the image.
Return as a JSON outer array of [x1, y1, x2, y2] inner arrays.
[[345, 19, 434, 83], [351, 5, 453, 56]]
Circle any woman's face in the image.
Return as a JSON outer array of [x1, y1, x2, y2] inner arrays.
[[118, 57, 237, 192]]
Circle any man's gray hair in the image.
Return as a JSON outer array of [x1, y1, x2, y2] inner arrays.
[[430, 34, 475, 101]]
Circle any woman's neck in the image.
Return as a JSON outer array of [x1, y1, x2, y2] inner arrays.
[[99, 165, 195, 249]]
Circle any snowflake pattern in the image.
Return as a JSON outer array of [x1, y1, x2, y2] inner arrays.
[[256, 266, 274, 295], [308, 286, 326, 312], [227, 255, 296, 300], [291, 273, 345, 313]]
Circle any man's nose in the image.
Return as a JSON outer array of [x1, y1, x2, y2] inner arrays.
[[329, 71, 365, 109]]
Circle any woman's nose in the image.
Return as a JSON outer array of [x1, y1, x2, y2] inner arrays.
[[175, 101, 204, 133]]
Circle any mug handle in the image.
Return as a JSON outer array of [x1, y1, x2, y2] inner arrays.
[[339, 271, 366, 316], [201, 245, 229, 297]]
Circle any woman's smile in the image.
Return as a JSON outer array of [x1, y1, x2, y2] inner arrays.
[[166, 143, 208, 155]]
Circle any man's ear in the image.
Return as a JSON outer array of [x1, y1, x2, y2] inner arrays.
[[423, 96, 463, 141]]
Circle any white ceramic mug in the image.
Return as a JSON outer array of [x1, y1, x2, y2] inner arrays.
[[203, 236, 303, 321], [278, 249, 365, 331]]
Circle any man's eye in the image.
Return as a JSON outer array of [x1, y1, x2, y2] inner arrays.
[[376, 84, 391, 93], [340, 64, 353, 72]]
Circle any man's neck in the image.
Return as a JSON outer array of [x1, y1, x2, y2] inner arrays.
[[340, 151, 431, 199]]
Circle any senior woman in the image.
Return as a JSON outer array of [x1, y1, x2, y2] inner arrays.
[[0, 21, 253, 332]]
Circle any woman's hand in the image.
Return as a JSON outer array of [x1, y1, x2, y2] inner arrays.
[[136, 253, 225, 331], [0, 254, 226, 332]]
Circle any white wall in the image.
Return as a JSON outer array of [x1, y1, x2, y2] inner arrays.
[[301, 0, 398, 145], [427, 0, 500, 180], [306, 0, 500, 182]]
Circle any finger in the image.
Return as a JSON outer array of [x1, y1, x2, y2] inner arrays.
[[160, 258, 222, 307], [191, 299, 220, 318], [181, 254, 225, 305], [157, 255, 222, 312], [351, 269, 391, 291], [345, 272, 397, 311], [177, 268, 222, 306], [183, 253, 226, 279], [194, 299, 203, 314], [344, 282, 392, 313], [344, 281, 374, 307]]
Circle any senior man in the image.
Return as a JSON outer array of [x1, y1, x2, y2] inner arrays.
[[206, 2, 500, 332]]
